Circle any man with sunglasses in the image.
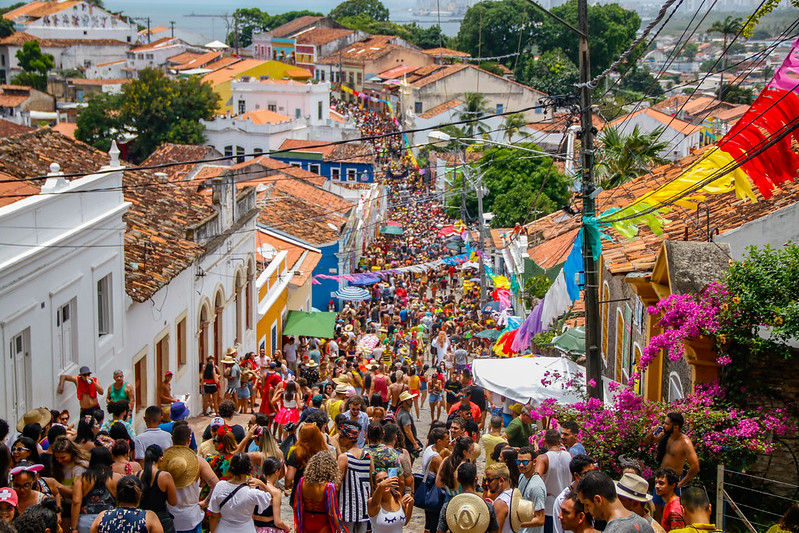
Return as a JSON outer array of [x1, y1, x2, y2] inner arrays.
[[517, 446, 546, 533], [485, 463, 515, 533]]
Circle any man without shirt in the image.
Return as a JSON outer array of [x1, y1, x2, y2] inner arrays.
[[537, 429, 573, 533], [577, 471, 655, 533], [643, 413, 700, 520]]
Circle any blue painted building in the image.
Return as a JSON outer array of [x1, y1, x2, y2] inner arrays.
[[273, 139, 376, 183]]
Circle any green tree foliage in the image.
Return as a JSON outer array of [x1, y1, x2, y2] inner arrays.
[[0, 2, 24, 15], [76, 68, 220, 162], [681, 41, 699, 60], [11, 40, 54, 91], [617, 66, 664, 98], [502, 112, 526, 143], [534, 0, 641, 78], [742, 0, 797, 37], [455, 0, 541, 60], [515, 49, 578, 95], [458, 92, 490, 139], [0, 18, 14, 38], [719, 83, 754, 105], [708, 16, 743, 53], [478, 144, 571, 227], [230, 8, 323, 48], [329, 0, 389, 22], [403, 23, 450, 49], [595, 125, 669, 189], [336, 15, 450, 49]]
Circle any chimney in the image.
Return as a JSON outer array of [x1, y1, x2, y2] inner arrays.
[[212, 171, 236, 229]]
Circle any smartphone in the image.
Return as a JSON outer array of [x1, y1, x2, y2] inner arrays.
[[387, 467, 398, 478]]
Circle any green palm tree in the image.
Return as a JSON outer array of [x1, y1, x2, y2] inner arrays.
[[458, 92, 490, 140], [595, 125, 670, 189], [502, 112, 526, 143], [708, 16, 743, 97]]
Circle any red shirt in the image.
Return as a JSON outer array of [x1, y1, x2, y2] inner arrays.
[[662, 496, 686, 532], [77, 377, 98, 401]]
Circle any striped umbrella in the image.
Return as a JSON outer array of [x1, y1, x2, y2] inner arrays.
[[335, 285, 371, 301]]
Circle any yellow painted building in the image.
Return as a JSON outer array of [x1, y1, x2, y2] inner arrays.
[[202, 59, 312, 114], [256, 249, 290, 357]]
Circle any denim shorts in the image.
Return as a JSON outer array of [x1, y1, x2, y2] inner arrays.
[[428, 392, 442, 403]]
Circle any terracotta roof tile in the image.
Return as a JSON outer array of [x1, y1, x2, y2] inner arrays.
[[129, 37, 175, 52], [67, 78, 129, 86], [230, 155, 327, 186], [0, 31, 128, 47], [377, 64, 421, 79], [316, 35, 405, 65], [271, 16, 323, 38], [240, 109, 292, 124], [0, 169, 39, 207], [51, 122, 77, 139], [141, 143, 224, 182], [418, 98, 462, 119], [169, 51, 223, 71], [294, 28, 353, 46], [423, 47, 471, 58], [3, 0, 80, 20], [277, 139, 375, 164], [0, 130, 219, 301], [0, 118, 33, 139]]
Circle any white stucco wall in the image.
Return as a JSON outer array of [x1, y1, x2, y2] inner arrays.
[[0, 165, 128, 426], [718, 201, 799, 260]]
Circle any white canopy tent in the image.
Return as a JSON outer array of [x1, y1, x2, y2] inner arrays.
[[472, 356, 617, 406]]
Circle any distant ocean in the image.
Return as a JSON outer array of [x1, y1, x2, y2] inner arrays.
[[0, 0, 462, 42]]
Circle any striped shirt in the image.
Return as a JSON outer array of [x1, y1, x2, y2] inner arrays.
[[339, 451, 372, 522]]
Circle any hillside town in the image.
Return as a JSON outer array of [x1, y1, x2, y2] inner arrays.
[[0, 0, 798, 532]]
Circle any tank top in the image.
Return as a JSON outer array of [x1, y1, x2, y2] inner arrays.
[[339, 451, 372, 522], [97, 507, 148, 533], [254, 488, 276, 527], [374, 375, 388, 402], [370, 504, 406, 533], [420, 445, 439, 480], [137, 470, 169, 514], [108, 382, 130, 402], [543, 450, 573, 514], [496, 488, 514, 533], [81, 479, 116, 514], [409, 375, 420, 392]]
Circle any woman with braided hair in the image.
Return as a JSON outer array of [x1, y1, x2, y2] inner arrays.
[[294, 451, 345, 533]]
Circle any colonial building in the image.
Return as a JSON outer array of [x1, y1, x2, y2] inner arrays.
[[3, 1, 138, 43]]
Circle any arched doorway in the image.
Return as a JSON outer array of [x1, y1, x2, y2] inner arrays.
[[234, 270, 244, 344]]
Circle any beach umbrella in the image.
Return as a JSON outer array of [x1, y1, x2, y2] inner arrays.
[[335, 286, 371, 301], [380, 225, 404, 235], [386, 221, 402, 227], [445, 241, 461, 251], [475, 329, 502, 340]]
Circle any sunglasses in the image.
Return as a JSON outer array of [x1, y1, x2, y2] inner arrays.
[[516, 459, 531, 466], [11, 447, 29, 454]]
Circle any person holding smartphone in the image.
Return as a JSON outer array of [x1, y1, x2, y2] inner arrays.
[[367, 470, 414, 533]]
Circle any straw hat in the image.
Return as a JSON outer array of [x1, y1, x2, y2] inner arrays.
[[510, 488, 535, 532], [222, 356, 236, 364], [305, 361, 318, 368], [344, 324, 354, 332], [398, 391, 418, 403], [225, 347, 237, 356], [614, 473, 653, 503], [446, 493, 491, 533], [335, 384, 350, 394], [161, 446, 200, 489], [17, 408, 52, 433]]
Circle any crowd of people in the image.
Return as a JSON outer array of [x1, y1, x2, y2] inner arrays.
[[1, 102, 797, 533]]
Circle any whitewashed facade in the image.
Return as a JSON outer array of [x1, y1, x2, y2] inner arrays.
[[0, 160, 128, 426]]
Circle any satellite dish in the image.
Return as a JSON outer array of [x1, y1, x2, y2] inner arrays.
[[257, 244, 276, 260]]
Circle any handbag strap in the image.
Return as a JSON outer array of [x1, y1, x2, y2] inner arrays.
[[422, 448, 437, 479], [219, 483, 248, 510]]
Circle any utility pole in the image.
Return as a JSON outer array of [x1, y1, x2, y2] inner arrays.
[[476, 169, 487, 308], [170, 20, 175, 38], [577, 0, 603, 401]]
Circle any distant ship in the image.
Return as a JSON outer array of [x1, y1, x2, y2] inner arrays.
[[413, 0, 468, 17]]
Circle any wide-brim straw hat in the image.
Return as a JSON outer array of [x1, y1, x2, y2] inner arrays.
[[446, 493, 491, 533], [510, 488, 535, 532], [344, 324, 354, 332], [17, 408, 52, 433], [161, 446, 200, 489], [398, 391, 418, 403], [226, 347, 237, 356], [222, 356, 236, 364]]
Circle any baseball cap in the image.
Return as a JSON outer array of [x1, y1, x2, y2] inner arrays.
[[79, 365, 92, 375], [165, 371, 173, 376], [210, 417, 225, 428], [0, 487, 18, 508]]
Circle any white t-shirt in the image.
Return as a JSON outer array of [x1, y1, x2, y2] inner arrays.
[[283, 343, 298, 362], [207, 480, 271, 533]]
